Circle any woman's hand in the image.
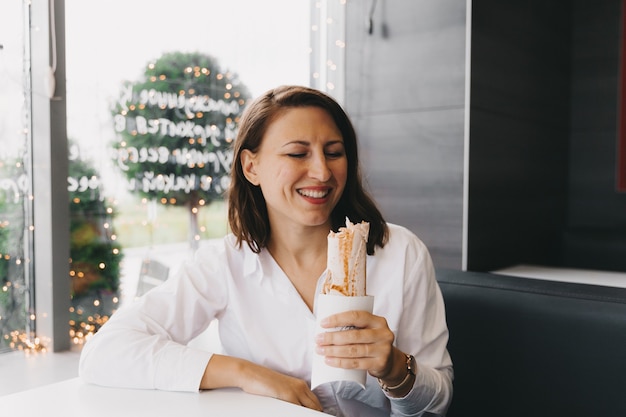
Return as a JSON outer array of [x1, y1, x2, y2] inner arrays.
[[201, 354, 323, 411], [315, 310, 412, 395], [239, 361, 323, 411]]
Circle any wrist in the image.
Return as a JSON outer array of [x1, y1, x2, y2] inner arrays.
[[377, 353, 416, 397]]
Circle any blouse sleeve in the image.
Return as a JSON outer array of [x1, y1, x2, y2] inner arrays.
[[388, 235, 454, 416], [79, 242, 229, 392]]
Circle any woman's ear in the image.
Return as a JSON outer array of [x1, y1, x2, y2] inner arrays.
[[240, 149, 260, 186]]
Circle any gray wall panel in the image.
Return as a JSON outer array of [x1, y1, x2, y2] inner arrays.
[[355, 109, 465, 269], [345, 0, 467, 269]]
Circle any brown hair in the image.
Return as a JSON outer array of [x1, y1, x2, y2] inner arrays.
[[227, 85, 388, 254]]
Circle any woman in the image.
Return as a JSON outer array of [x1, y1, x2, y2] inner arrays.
[[79, 85, 453, 416]]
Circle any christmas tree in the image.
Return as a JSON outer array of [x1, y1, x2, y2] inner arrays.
[[110, 51, 252, 249]]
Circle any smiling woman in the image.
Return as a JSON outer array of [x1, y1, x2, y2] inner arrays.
[[78, 85, 453, 417]]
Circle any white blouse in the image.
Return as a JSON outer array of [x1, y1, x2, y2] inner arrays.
[[79, 223, 453, 417]]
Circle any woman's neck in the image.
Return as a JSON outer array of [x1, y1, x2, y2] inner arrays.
[[266, 224, 330, 311]]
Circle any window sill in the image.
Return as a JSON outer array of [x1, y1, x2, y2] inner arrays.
[[0, 348, 81, 397], [494, 264, 626, 288]]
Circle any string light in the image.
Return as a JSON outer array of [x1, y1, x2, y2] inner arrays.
[[5, 331, 48, 354], [310, 0, 345, 100]]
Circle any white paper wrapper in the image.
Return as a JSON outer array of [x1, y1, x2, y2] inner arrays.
[[311, 294, 375, 389]]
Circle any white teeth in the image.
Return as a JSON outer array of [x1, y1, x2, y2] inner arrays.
[[298, 189, 328, 198]]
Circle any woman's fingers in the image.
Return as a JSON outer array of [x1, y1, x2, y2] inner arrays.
[[301, 388, 324, 411], [316, 310, 395, 376], [275, 379, 323, 411], [316, 336, 373, 357], [317, 311, 395, 349], [318, 342, 391, 374]]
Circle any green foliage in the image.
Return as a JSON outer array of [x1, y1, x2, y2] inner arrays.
[[0, 198, 8, 283], [0, 160, 26, 282], [110, 51, 252, 208], [0, 202, 22, 304], [68, 146, 123, 299], [0, 140, 126, 350], [0, 159, 29, 350], [68, 144, 124, 342]]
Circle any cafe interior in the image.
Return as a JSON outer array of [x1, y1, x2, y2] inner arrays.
[[1, 0, 626, 416]]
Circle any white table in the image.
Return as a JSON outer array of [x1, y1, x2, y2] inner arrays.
[[0, 377, 332, 416]]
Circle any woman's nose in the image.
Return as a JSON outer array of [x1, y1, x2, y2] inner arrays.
[[308, 154, 332, 182]]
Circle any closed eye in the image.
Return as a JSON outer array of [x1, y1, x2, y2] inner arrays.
[[287, 151, 344, 159], [325, 150, 345, 159]]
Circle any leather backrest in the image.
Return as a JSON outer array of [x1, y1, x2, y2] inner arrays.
[[437, 268, 626, 417]]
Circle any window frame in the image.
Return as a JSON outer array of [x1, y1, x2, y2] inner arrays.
[[30, 0, 71, 352]]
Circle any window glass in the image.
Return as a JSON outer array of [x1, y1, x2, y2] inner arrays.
[[0, 1, 36, 353], [65, 0, 311, 344]]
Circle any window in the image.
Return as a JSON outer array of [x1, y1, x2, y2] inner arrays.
[[64, 0, 312, 345], [1, 0, 345, 353], [0, 1, 36, 353]]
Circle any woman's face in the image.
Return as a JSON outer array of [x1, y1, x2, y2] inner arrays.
[[241, 106, 348, 231]]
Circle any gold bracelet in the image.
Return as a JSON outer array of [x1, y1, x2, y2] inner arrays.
[[377, 354, 415, 393]]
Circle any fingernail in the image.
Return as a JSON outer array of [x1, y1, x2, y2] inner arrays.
[[315, 333, 325, 344], [315, 345, 325, 354]]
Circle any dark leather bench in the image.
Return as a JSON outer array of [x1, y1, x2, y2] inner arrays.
[[436, 268, 626, 417]]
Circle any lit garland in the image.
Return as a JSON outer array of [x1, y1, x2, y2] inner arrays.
[[68, 294, 118, 345], [3, 330, 48, 354]]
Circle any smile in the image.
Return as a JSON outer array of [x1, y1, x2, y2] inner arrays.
[[297, 188, 330, 199]]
